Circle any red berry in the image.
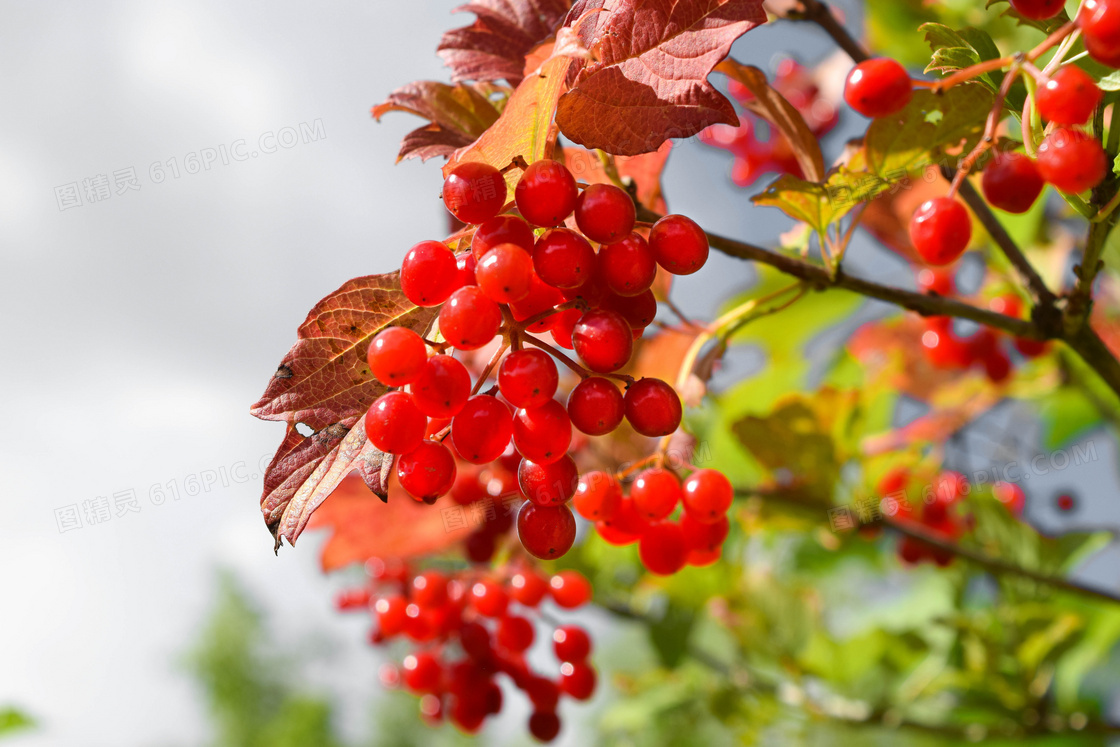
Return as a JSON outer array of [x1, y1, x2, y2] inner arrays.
[[681, 513, 730, 553], [476, 243, 535, 303], [602, 289, 658, 330], [561, 270, 609, 309], [499, 348, 559, 408], [451, 395, 514, 464], [509, 569, 549, 606], [465, 530, 496, 563], [549, 308, 582, 349], [1009, 0, 1064, 18], [553, 625, 591, 662], [518, 455, 578, 506], [401, 240, 459, 307], [624, 378, 682, 437], [843, 57, 912, 118], [909, 197, 971, 266], [374, 595, 408, 637], [572, 309, 634, 373], [598, 232, 657, 296], [559, 661, 596, 700], [993, 482, 1026, 516], [442, 161, 507, 224], [508, 274, 566, 333], [439, 286, 501, 350], [574, 184, 636, 243], [472, 214, 535, 259], [573, 471, 623, 521], [984, 347, 1013, 383], [1035, 127, 1108, 194], [981, 152, 1045, 214], [638, 521, 689, 575], [1057, 492, 1076, 511], [497, 614, 535, 652], [515, 159, 578, 227], [631, 468, 681, 521], [517, 501, 576, 559], [681, 469, 733, 522], [1038, 66, 1102, 125], [921, 317, 972, 368], [648, 214, 709, 275], [367, 327, 427, 386], [470, 578, 509, 617], [365, 391, 426, 454], [411, 570, 449, 608], [513, 400, 572, 464], [917, 267, 956, 296], [397, 440, 457, 501], [1080, 0, 1120, 68], [455, 251, 477, 287], [532, 228, 597, 289], [549, 570, 592, 608], [402, 651, 442, 693], [567, 376, 625, 435], [687, 547, 722, 567], [528, 711, 561, 742], [596, 494, 649, 545], [411, 354, 471, 418]]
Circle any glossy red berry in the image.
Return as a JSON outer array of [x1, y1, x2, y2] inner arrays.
[[402, 651, 442, 693], [472, 214, 535, 259], [509, 274, 566, 333], [602, 290, 658, 330], [648, 214, 709, 275], [1080, 0, 1120, 68], [442, 161, 506, 224], [638, 521, 689, 575], [365, 391, 426, 454], [532, 228, 597, 290], [981, 152, 1044, 214], [572, 309, 634, 373], [682, 513, 730, 553], [517, 501, 576, 559], [452, 395, 514, 464], [401, 240, 459, 307], [909, 197, 971, 266], [1057, 492, 1076, 511], [374, 595, 408, 637], [411, 354, 471, 418], [1035, 127, 1108, 194], [497, 614, 535, 652], [515, 159, 579, 227], [598, 232, 656, 296], [596, 494, 649, 545], [470, 578, 509, 617], [549, 570, 592, 608], [513, 400, 572, 464], [624, 378, 682, 437], [397, 440, 456, 501], [410, 570, 448, 608], [549, 308, 581, 350], [518, 455, 578, 506], [574, 184, 636, 243], [917, 267, 956, 296], [528, 711, 561, 742], [844, 57, 912, 118], [1009, 0, 1064, 19], [455, 251, 477, 287], [553, 625, 591, 662], [559, 662, 596, 700], [476, 244, 535, 303], [1038, 66, 1103, 125], [567, 376, 625, 435], [498, 349, 559, 408], [682, 469, 733, 523], [573, 471, 623, 521], [631, 468, 681, 521], [993, 482, 1026, 515], [509, 569, 549, 606], [367, 326, 428, 386], [439, 286, 502, 350]]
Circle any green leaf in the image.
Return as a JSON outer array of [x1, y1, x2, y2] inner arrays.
[[649, 604, 697, 668], [0, 708, 34, 738], [1017, 612, 1083, 672], [752, 169, 890, 237]]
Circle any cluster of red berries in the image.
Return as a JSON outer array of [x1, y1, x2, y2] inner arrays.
[[337, 559, 595, 741], [701, 58, 839, 186], [1011, 0, 1120, 69], [362, 156, 733, 566]]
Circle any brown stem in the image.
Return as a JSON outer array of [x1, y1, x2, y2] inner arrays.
[[794, 0, 868, 63]]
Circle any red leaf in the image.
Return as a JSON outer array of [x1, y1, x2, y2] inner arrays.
[[373, 81, 501, 162], [555, 0, 766, 155], [438, 0, 573, 85], [250, 272, 437, 432]]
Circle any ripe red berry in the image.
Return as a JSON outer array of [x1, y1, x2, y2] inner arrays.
[[1038, 66, 1103, 125], [574, 184, 636, 243], [1035, 127, 1108, 194], [509, 274, 566, 333], [1009, 0, 1064, 19], [638, 521, 689, 575], [513, 400, 572, 464], [532, 228, 597, 290], [572, 309, 634, 373], [624, 378, 682, 437], [518, 455, 578, 506], [397, 440, 457, 501], [452, 395, 514, 464], [993, 482, 1026, 515], [681, 469, 733, 523], [602, 290, 658, 330], [559, 661, 596, 700], [465, 530, 496, 563], [909, 197, 971, 266], [549, 308, 582, 349], [365, 391, 426, 454], [567, 376, 625, 435], [528, 711, 561, 742], [552, 625, 591, 662], [598, 232, 657, 296], [921, 317, 972, 369], [402, 652, 442, 693], [439, 286, 501, 350], [455, 251, 477, 287], [631, 468, 682, 521], [981, 152, 1044, 214], [1080, 0, 1120, 68], [517, 501, 576, 559], [682, 513, 730, 554], [411, 569, 449, 608], [596, 494, 649, 545], [411, 354, 471, 418], [573, 471, 623, 521], [367, 326, 428, 386], [476, 244, 535, 304], [1057, 492, 1076, 511], [509, 569, 549, 606], [515, 159, 579, 227], [374, 595, 408, 637], [917, 267, 956, 296], [497, 615, 536, 652], [442, 161, 507, 224], [843, 57, 912, 118], [549, 570, 592, 608], [472, 214, 535, 259], [499, 349, 559, 408], [401, 240, 459, 307], [648, 214, 709, 275], [470, 578, 509, 617]]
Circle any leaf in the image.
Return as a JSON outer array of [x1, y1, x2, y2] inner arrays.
[[715, 60, 824, 182], [250, 272, 437, 432], [372, 81, 501, 162], [554, 0, 766, 156], [0, 708, 34, 737], [648, 603, 696, 668], [437, 0, 573, 85], [752, 169, 888, 237], [307, 475, 463, 571]]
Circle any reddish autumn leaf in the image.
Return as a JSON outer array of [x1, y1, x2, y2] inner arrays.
[[555, 0, 766, 156], [308, 474, 465, 571], [373, 81, 502, 161], [438, 0, 573, 85], [251, 272, 437, 432]]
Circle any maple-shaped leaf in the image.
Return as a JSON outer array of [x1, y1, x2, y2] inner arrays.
[[251, 272, 437, 432], [438, 0, 573, 85], [373, 81, 502, 162], [555, 0, 766, 156]]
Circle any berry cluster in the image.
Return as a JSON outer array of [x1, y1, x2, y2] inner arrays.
[[363, 157, 734, 566], [338, 560, 595, 741]]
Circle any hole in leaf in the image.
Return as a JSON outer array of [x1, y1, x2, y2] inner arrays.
[[295, 422, 314, 437]]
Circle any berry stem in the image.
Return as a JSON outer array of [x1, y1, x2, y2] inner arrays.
[[521, 334, 636, 386], [931, 56, 1013, 95], [948, 59, 1022, 196], [471, 339, 511, 396], [1025, 20, 1078, 63], [513, 299, 587, 331]]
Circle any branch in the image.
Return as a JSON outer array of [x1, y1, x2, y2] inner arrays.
[[787, 0, 869, 64]]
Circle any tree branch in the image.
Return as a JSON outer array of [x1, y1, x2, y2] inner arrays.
[[785, 0, 869, 64]]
